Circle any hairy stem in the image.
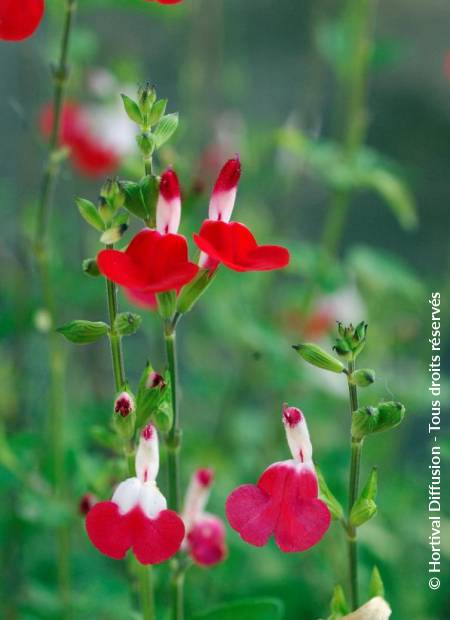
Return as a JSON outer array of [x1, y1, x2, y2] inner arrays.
[[33, 1, 76, 616], [347, 359, 363, 610]]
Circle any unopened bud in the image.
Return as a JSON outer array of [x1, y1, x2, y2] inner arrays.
[[350, 368, 376, 387], [136, 364, 168, 426], [282, 404, 313, 463], [351, 401, 405, 441], [153, 401, 173, 433], [293, 343, 345, 373], [79, 493, 97, 515], [100, 223, 128, 245], [113, 391, 136, 440], [334, 321, 368, 360], [100, 178, 126, 211], [138, 83, 157, 116], [82, 257, 101, 277], [114, 312, 142, 336], [136, 132, 156, 157], [97, 196, 115, 224]]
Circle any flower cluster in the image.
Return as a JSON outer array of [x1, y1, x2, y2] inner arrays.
[[226, 404, 331, 552], [97, 156, 290, 305]]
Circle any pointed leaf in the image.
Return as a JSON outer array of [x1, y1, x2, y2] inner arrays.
[[154, 113, 179, 148], [76, 198, 105, 231]]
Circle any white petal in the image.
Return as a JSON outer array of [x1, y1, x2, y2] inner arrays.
[[112, 477, 141, 515], [135, 424, 160, 483], [343, 597, 391, 620], [208, 188, 237, 223], [138, 481, 167, 519]]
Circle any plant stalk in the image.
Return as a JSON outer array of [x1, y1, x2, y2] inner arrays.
[[33, 1, 76, 616], [346, 359, 363, 610]]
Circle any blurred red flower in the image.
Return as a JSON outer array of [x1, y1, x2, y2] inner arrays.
[[97, 229, 198, 294], [0, 0, 45, 41], [145, 0, 183, 4], [40, 102, 120, 178]]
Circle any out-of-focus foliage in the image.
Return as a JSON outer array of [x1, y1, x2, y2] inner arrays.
[[0, 1, 449, 619]]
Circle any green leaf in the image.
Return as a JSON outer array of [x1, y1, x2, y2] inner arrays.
[[369, 566, 385, 599], [122, 181, 148, 220], [111, 211, 130, 228], [154, 113, 179, 148], [76, 198, 105, 231], [121, 94, 143, 125], [363, 168, 418, 230], [57, 320, 109, 344], [329, 585, 349, 617], [149, 98, 168, 126], [193, 598, 284, 620]]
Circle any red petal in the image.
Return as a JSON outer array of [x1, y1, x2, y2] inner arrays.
[[129, 508, 185, 565], [0, 0, 45, 41], [194, 220, 289, 272], [124, 288, 158, 310], [71, 137, 119, 177], [98, 229, 198, 293], [226, 484, 277, 547], [226, 463, 330, 552], [85, 502, 132, 560], [187, 515, 227, 566]]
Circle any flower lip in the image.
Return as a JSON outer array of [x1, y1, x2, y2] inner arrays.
[[282, 404, 303, 428]]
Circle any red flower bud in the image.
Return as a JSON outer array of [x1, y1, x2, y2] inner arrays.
[[114, 392, 135, 418], [79, 493, 97, 516], [156, 169, 181, 235], [208, 156, 241, 223]]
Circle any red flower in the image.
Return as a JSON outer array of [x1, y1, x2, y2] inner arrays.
[[0, 0, 44, 41], [86, 424, 185, 564], [182, 468, 227, 566], [226, 405, 330, 552], [124, 288, 158, 310], [156, 169, 181, 235], [40, 102, 120, 178], [193, 157, 290, 273], [145, 0, 183, 4], [97, 229, 198, 294]]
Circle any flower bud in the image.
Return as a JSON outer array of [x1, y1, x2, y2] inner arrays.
[[138, 83, 157, 116], [99, 223, 128, 245], [351, 401, 405, 441], [136, 132, 156, 158], [350, 368, 376, 387], [57, 320, 109, 344], [329, 584, 349, 616], [97, 196, 115, 224], [153, 401, 173, 433], [369, 566, 385, 599], [114, 312, 142, 336], [100, 178, 126, 211], [334, 321, 368, 360], [113, 391, 136, 440], [135, 423, 159, 483], [293, 343, 345, 373], [82, 257, 101, 277], [136, 364, 168, 427], [350, 467, 378, 527], [79, 493, 97, 516], [282, 404, 313, 463], [182, 467, 215, 532], [208, 156, 241, 222]]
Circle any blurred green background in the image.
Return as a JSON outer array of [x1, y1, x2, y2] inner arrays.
[[0, 0, 449, 619]]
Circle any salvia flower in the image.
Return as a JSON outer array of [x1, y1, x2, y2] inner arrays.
[[86, 424, 185, 564], [39, 102, 120, 178], [194, 157, 290, 273], [226, 404, 330, 552], [0, 0, 45, 41], [97, 228, 198, 295], [182, 468, 227, 566], [145, 0, 183, 4], [156, 169, 182, 235]]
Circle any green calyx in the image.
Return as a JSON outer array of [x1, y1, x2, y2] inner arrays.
[[293, 343, 345, 373]]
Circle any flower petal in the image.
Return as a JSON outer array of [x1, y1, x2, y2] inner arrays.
[[129, 508, 185, 565], [187, 514, 227, 566], [85, 501, 132, 560], [226, 484, 277, 547], [0, 0, 45, 41]]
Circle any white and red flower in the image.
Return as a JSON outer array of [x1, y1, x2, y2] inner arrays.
[[182, 468, 227, 566], [226, 404, 330, 552], [156, 168, 182, 235], [86, 424, 185, 564], [340, 597, 391, 620]]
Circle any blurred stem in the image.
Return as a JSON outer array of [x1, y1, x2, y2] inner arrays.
[[164, 325, 184, 620], [33, 1, 76, 617], [138, 564, 155, 620], [346, 359, 363, 610]]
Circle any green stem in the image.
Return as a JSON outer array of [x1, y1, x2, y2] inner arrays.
[[138, 565, 155, 620], [105, 275, 126, 391], [346, 359, 363, 610], [164, 326, 184, 620], [33, 1, 76, 617]]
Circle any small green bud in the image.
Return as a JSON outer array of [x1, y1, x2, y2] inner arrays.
[[97, 196, 115, 224], [121, 93, 143, 125], [334, 322, 368, 360], [114, 312, 142, 336], [316, 467, 344, 521], [100, 224, 128, 245], [100, 178, 126, 211], [350, 468, 378, 527], [351, 401, 405, 440], [138, 83, 157, 116], [350, 369, 376, 387], [369, 566, 385, 599], [333, 338, 353, 359], [329, 585, 349, 616], [157, 290, 176, 320], [176, 269, 215, 314], [113, 391, 136, 440], [136, 364, 168, 427], [82, 257, 101, 277], [293, 343, 345, 373], [76, 198, 105, 231], [136, 132, 156, 158], [57, 320, 109, 344]]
